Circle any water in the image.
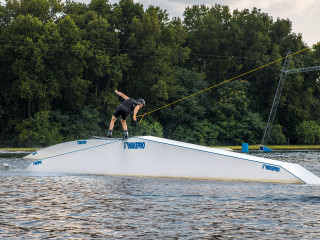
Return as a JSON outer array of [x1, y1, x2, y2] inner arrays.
[[1, 150, 320, 239]]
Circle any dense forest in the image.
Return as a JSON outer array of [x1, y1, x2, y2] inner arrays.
[[0, 0, 320, 147]]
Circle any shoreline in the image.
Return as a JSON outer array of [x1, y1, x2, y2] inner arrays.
[[214, 145, 320, 150], [0, 148, 38, 152], [1, 145, 320, 152]]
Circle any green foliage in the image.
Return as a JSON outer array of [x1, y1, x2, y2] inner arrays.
[[161, 68, 209, 143], [123, 5, 190, 108], [296, 121, 320, 144], [216, 112, 264, 145], [6, 0, 63, 21], [15, 106, 103, 146], [211, 80, 265, 145], [215, 80, 251, 115], [0, 0, 319, 147], [0, 4, 11, 26], [173, 120, 220, 146], [16, 111, 63, 147], [268, 124, 287, 145], [50, 105, 103, 140], [130, 118, 163, 137]]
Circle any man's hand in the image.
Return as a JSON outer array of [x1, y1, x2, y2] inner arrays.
[[133, 116, 137, 121]]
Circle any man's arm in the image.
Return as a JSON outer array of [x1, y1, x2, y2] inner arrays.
[[133, 105, 141, 121], [115, 90, 129, 100]]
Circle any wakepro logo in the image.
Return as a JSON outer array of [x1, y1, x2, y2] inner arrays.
[[33, 160, 42, 166], [124, 142, 146, 149], [262, 164, 280, 172]]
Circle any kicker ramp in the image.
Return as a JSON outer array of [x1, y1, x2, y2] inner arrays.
[[25, 136, 320, 184]]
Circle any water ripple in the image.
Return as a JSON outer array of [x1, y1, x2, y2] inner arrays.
[[1, 151, 320, 239]]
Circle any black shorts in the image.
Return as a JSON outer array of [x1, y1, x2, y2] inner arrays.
[[113, 104, 130, 120]]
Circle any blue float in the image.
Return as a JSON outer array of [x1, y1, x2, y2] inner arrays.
[[242, 143, 249, 153], [262, 146, 273, 152]]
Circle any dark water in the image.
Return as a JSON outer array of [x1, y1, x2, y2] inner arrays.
[[1, 150, 320, 239]]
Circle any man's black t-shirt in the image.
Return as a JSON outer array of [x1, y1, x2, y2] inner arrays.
[[121, 99, 138, 111], [113, 98, 138, 120]]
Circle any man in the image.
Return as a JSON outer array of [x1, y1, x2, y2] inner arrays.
[[107, 90, 146, 138]]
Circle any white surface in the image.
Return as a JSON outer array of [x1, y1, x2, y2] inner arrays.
[[25, 136, 320, 184]]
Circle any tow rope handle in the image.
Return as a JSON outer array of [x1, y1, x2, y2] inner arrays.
[[135, 113, 147, 125]]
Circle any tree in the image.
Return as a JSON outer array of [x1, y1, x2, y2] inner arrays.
[[54, 15, 90, 112], [268, 124, 286, 145], [212, 80, 265, 145], [112, 0, 144, 44], [5, 0, 63, 21], [160, 68, 212, 143], [88, 0, 111, 19], [16, 111, 63, 147], [80, 11, 129, 113], [184, 4, 235, 85], [123, 6, 189, 111], [0, 1, 318, 147], [2, 14, 57, 118], [296, 121, 320, 144]]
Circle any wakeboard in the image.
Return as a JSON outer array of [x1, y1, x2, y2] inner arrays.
[[91, 136, 127, 140]]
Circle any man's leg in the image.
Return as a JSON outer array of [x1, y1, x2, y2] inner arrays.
[[121, 119, 129, 138], [107, 115, 117, 137], [121, 119, 128, 131], [109, 115, 117, 130]]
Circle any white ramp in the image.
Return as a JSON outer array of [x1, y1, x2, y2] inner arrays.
[[25, 136, 320, 184]]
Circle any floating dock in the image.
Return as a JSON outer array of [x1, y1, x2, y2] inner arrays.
[[24, 136, 320, 184]]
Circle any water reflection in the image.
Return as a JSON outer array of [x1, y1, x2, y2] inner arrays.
[[1, 151, 320, 239]]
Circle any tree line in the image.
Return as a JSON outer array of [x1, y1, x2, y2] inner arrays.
[[0, 0, 320, 147]]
